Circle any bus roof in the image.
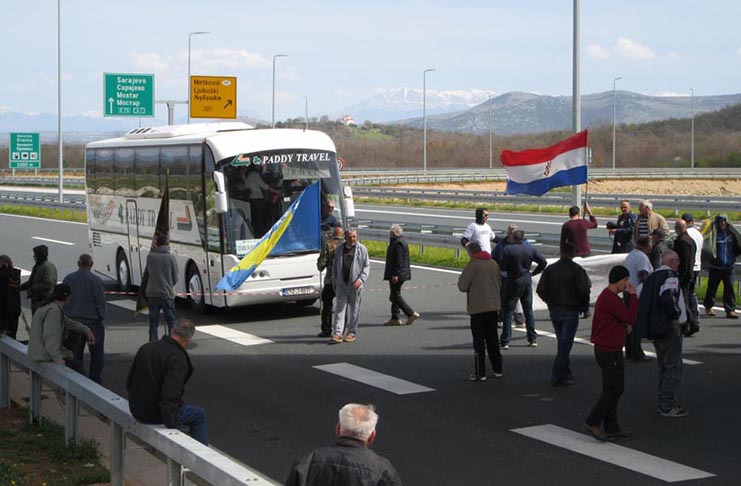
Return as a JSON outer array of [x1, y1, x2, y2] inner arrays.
[[85, 122, 337, 159]]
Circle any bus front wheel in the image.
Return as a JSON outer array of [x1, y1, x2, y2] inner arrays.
[[187, 265, 207, 314], [116, 251, 132, 292]]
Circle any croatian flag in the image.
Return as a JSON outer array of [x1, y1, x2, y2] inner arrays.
[[501, 130, 589, 196]]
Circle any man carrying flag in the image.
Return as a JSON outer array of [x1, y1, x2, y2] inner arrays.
[[501, 130, 589, 196]]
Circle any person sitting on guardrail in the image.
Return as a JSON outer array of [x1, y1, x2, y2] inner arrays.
[[703, 214, 741, 319], [127, 318, 208, 445], [285, 403, 402, 486], [461, 207, 497, 254], [28, 283, 94, 375], [20, 245, 57, 315]]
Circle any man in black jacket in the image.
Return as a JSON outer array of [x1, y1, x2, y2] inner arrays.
[[285, 403, 402, 486], [673, 219, 698, 336], [383, 225, 419, 326], [636, 250, 687, 418], [536, 242, 591, 386], [127, 318, 208, 444]]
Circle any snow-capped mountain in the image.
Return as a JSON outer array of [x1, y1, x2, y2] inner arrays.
[[341, 88, 492, 123]]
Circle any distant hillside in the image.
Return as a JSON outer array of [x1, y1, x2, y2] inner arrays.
[[393, 91, 741, 135]]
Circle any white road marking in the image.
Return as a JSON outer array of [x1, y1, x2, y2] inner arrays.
[[31, 236, 75, 246], [512, 424, 715, 483], [314, 362, 435, 395], [197, 324, 273, 346], [513, 328, 702, 365], [369, 258, 462, 275]]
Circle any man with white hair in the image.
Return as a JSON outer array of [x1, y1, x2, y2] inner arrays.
[[633, 199, 669, 242], [285, 403, 402, 486], [383, 224, 420, 327]]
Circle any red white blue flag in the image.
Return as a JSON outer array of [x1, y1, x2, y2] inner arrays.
[[501, 130, 589, 196]]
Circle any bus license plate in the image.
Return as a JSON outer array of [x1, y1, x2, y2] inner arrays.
[[282, 286, 314, 297]]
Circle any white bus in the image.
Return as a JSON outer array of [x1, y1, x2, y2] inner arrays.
[[85, 122, 354, 312]]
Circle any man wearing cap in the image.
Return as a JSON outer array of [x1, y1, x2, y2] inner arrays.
[[20, 245, 58, 315], [582, 265, 638, 442], [633, 200, 669, 243], [649, 229, 669, 271], [28, 284, 95, 374], [681, 213, 704, 329]]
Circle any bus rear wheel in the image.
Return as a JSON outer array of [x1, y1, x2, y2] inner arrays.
[[187, 264, 207, 314], [116, 251, 132, 292]]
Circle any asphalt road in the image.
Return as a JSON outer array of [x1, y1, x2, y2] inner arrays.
[[3, 213, 741, 485]]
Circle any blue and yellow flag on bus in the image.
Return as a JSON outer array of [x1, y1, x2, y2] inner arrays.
[[216, 181, 321, 292]]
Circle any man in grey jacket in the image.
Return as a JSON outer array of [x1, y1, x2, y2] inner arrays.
[[28, 284, 94, 374], [146, 235, 179, 342], [331, 229, 370, 343]]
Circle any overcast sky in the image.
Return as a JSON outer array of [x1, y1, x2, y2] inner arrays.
[[2, 0, 739, 121]]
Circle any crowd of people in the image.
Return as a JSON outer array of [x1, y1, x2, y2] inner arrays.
[[1, 198, 740, 484]]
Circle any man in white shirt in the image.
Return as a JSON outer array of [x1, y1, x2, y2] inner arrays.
[[622, 236, 653, 362], [682, 213, 704, 336], [461, 208, 497, 254]]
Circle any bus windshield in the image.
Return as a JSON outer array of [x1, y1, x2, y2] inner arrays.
[[217, 148, 343, 257]]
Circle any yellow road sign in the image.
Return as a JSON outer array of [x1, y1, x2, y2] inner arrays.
[[190, 75, 237, 119]]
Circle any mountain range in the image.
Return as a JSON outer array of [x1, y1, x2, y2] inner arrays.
[[2, 89, 740, 142]]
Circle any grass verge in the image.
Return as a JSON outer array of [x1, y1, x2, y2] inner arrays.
[[0, 204, 87, 223], [0, 403, 109, 486]]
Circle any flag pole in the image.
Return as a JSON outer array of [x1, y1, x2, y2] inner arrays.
[[583, 140, 589, 216]]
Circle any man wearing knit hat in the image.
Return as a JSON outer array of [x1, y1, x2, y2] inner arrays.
[[582, 265, 638, 441]]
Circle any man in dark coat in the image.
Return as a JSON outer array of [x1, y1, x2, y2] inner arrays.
[[0, 255, 21, 339], [285, 403, 402, 486], [608, 200, 637, 254], [127, 318, 208, 444], [673, 220, 698, 336], [383, 225, 419, 326], [20, 245, 57, 314]]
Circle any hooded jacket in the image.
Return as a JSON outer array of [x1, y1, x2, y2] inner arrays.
[[705, 214, 741, 270], [28, 301, 88, 363], [20, 245, 58, 312]]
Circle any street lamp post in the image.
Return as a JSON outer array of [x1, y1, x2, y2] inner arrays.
[[612, 76, 622, 170], [488, 93, 493, 169], [690, 88, 695, 169], [423, 68, 435, 172], [272, 54, 289, 128], [303, 95, 308, 130], [57, 0, 63, 202], [188, 31, 210, 124]]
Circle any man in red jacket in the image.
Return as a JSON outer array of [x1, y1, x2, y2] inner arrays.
[[582, 265, 638, 442]]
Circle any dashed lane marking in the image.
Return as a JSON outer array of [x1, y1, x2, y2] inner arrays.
[[314, 362, 435, 395], [512, 424, 715, 483], [197, 325, 273, 346]]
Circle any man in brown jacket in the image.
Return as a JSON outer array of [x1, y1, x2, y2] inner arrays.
[[457, 242, 502, 381]]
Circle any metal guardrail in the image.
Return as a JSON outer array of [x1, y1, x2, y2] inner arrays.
[[0, 336, 276, 486]]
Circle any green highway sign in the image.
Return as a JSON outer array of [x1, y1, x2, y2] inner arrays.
[[9, 132, 41, 169], [104, 73, 154, 117]]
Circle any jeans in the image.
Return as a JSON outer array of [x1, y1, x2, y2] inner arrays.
[[653, 330, 683, 411], [687, 271, 700, 324], [470, 311, 502, 377], [500, 278, 537, 345], [389, 280, 414, 319], [704, 267, 736, 312], [179, 405, 208, 445], [148, 297, 177, 342], [586, 349, 625, 433], [320, 284, 335, 334], [549, 310, 579, 380], [71, 318, 106, 384]]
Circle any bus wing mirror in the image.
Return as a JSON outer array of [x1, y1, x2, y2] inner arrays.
[[343, 185, 355, 218], [213, 172, 228, 214]]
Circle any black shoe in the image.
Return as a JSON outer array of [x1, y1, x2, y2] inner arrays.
[[552, 377, 575, 386], [581, 310, 591, 319], [316, 331, 331, 338], [630, 355, 653, 363], [685, 325, 700, 337]]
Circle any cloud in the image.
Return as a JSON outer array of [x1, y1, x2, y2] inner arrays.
[[128, 52, 174, 73], [585, 37, 656, 61], [615, 37, 656, 60], [667, 51, 680, 61], [585, 44, 611, 60], [654, 91, 689, 97], [196, 49, 271, 70]]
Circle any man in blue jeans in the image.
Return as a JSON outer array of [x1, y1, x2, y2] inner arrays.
[[127, 319, 208, 444], [536, 242, 591, 385], [499, 229, 547, 348], [63, 254, 107, 384], [145, 235, 178, 342]]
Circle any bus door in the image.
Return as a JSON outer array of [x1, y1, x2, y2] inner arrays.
[[125, 199, 144, 284]]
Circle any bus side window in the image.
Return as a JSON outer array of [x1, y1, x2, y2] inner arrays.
[[86, 148, 97, 193], [114, 148, 134, 197], [134, 147, 160, 198]]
